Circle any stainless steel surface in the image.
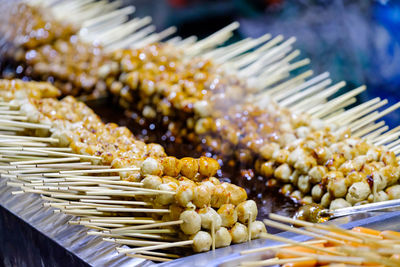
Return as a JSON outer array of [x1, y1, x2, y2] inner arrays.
[[0, 177, 155, 267], [2, 171, 400, 266], [331, 198, 400, 218]]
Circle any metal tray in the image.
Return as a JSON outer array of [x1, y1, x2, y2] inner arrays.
[[2, 174, 400, 266]]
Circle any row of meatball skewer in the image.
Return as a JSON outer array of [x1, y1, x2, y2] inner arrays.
[[5, 82, 266, 252]]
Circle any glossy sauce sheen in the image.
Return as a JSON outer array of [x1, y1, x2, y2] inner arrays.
[[88, 99, 299, 222]]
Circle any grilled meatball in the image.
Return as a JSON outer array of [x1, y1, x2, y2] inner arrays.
[[180, 210, 201, 235]]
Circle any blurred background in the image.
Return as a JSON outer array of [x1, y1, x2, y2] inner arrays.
[[131, 0, 400, 127]]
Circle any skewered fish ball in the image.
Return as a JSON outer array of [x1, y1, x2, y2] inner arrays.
[[198, 156, 220, 177], [374, 191, 389, 202], [297, 175, 311, 194], [161, 156, 182, 177], [180, 157, 199, 180], [230, 222, 249, 244], [221, 182, 247, 205], [193, 184, 212, 208], [210, 184, 230, 208], [141, 175, 163, 190], [386, 185, 400, 200], [191, 231, 212, 253], [320, 192, 332, 208], [346, 182, 371, 205], [259, 161, 275, 178], [218, 204, 238, 228], [302, 196, 313, 205], [140, 157, 163, 176], [311, 184, 324, 202], [309, 166, 327, 184], [215, 227, 232, 248], [329, 198, 351, 210], [198, 207, 222, 230], [236, 200, 257, 224], [372, 171, 387, 192], [259, 143, 279, 160], [155, 183, 177, 205], [176, 184, 195, 207], [180, 210, 201, 235], [146, 143, 166, 158], [274, 163, 292, 183], [249, 221, 267, 239], [326, 171, 348, 198], [380, 165, 400, 186]]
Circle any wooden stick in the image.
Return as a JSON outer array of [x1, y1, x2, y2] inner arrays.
[[10, 157, 80, 165], [81, 199, 151, 206], [263, 219, 346, 246], [134, 250, 180, 259], [97, 183, 175, 194], [0, 119, 51, 129], [351, 102, 400, 132], [0, 134, 58, 143], [96, 207, 170, 213], [59, 167, 138, 174], [110, 220, 183, 232], [126, 253, 172, 262], [259, 232, 345, 256], [105, 238, 169, 246], [268, 214, 362, 244], [241, 256, 314, 267], [241, 239, 327, 255], [352, 121, 385, 137], [117, 240, 193, 254]]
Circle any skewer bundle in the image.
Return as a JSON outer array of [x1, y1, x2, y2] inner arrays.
[[240, 213, 400, 267], [2, 1, 400, 211], [0, 80, 266, 260]]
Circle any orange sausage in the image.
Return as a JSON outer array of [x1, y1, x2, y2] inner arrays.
[[282, 259, 317, 267], [379, 230, 400, 240], [324, 232, 363, 247], [276, 244, 324, 259], [351, 227, 381, 236]]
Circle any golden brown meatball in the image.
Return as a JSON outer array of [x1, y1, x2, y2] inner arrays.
[[180, 157, 199, 180], [193, 184, 211, 208], [198, 156, 220, 177], [210, 184, 230, 208], [161, 156, 182, 177], [218, 204, 238, 228], [221, 182, 247, 205], [236, 200, 257, 223]]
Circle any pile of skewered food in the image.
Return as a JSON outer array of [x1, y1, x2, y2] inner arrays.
[[240, 214, 400, 267], [0, 80, 266, 257], [2, 2, 400, 216], [1, 3, 118, 98]]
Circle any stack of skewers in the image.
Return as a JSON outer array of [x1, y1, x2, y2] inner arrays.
[[0, 81, 266, 261], [2, 0, 400, 263]]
